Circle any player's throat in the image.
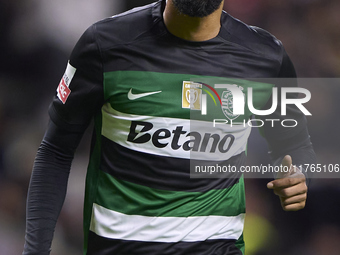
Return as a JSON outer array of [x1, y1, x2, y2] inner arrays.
[[163, 0, 224, 42]]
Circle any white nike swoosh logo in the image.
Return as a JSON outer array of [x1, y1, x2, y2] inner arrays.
[[127, 88, 162, 100]]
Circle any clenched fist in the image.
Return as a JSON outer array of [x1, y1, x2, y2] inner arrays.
[[267, 155, 308, 211]]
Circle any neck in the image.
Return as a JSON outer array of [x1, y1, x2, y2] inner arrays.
[[163, 0, 224, 42]]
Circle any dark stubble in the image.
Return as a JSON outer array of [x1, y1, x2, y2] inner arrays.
[[172, 0, 224, 18]]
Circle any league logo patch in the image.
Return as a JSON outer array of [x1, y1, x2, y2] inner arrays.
[[182, 81, 202, 110], [57, 79, 71, 104], [221, 85, 245, 120], [56, 62, 76, 104]]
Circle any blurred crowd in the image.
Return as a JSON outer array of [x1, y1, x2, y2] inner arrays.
[[0, 0, 339, 254]]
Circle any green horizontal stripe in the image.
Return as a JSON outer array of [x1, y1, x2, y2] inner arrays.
[[103, 70, 274, 121], [96, 171, 245, 217]]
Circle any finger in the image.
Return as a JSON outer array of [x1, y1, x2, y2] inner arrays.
[[270, 175, 305, 189], [267, 181, 275, 189], [280, 193, 307, 206], [281, 155, 292, 168], [276, 155, 293, 179], [273, 183, 308, 198], [281, 201, 306, 211]]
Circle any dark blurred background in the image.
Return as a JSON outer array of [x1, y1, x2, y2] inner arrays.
[[0, 0, 339, 254]]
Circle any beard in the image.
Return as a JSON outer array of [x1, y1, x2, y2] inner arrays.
[[172, 0, 224, 18]]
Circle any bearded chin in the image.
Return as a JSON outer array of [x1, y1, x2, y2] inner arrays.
[[172, 0, 224, 18]]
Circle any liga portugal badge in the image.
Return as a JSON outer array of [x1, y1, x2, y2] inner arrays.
[[182, 81, 202, 110], [57, 62, 76, 104]]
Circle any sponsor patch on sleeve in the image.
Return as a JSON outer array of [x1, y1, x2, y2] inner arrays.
[[57, 62, 76, 104]]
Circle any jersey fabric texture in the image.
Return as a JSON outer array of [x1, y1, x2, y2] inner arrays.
[[47, 1, 311, 254]]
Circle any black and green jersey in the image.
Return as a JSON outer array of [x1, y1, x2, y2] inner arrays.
[[48, 1, 311, 254]]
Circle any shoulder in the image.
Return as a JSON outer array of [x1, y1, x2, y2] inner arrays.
[[221, 12, 284, 62], [90, 1, 160, 48]]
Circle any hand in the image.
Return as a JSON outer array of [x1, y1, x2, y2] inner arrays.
[[267, 155, 308, 211]]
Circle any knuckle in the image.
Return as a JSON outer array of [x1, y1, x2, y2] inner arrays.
[[303, 185, 308, 193], [302, 193, 307, 200], [296, 202, 306, 211], [298, 185, 308, 195], [281, 201, 306, 211], [288, 178, 294, 185]]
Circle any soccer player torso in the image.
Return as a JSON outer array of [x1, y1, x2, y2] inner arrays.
[[50, 1, 290, 254]]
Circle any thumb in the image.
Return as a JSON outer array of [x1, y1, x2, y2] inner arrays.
[[276, 155, 293, 179], [267, 155, 292, 189], [267, 155, 304, 189]]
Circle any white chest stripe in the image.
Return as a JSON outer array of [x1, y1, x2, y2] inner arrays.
[[90, 203, 245, 243], [101, 103, 251, 161]]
